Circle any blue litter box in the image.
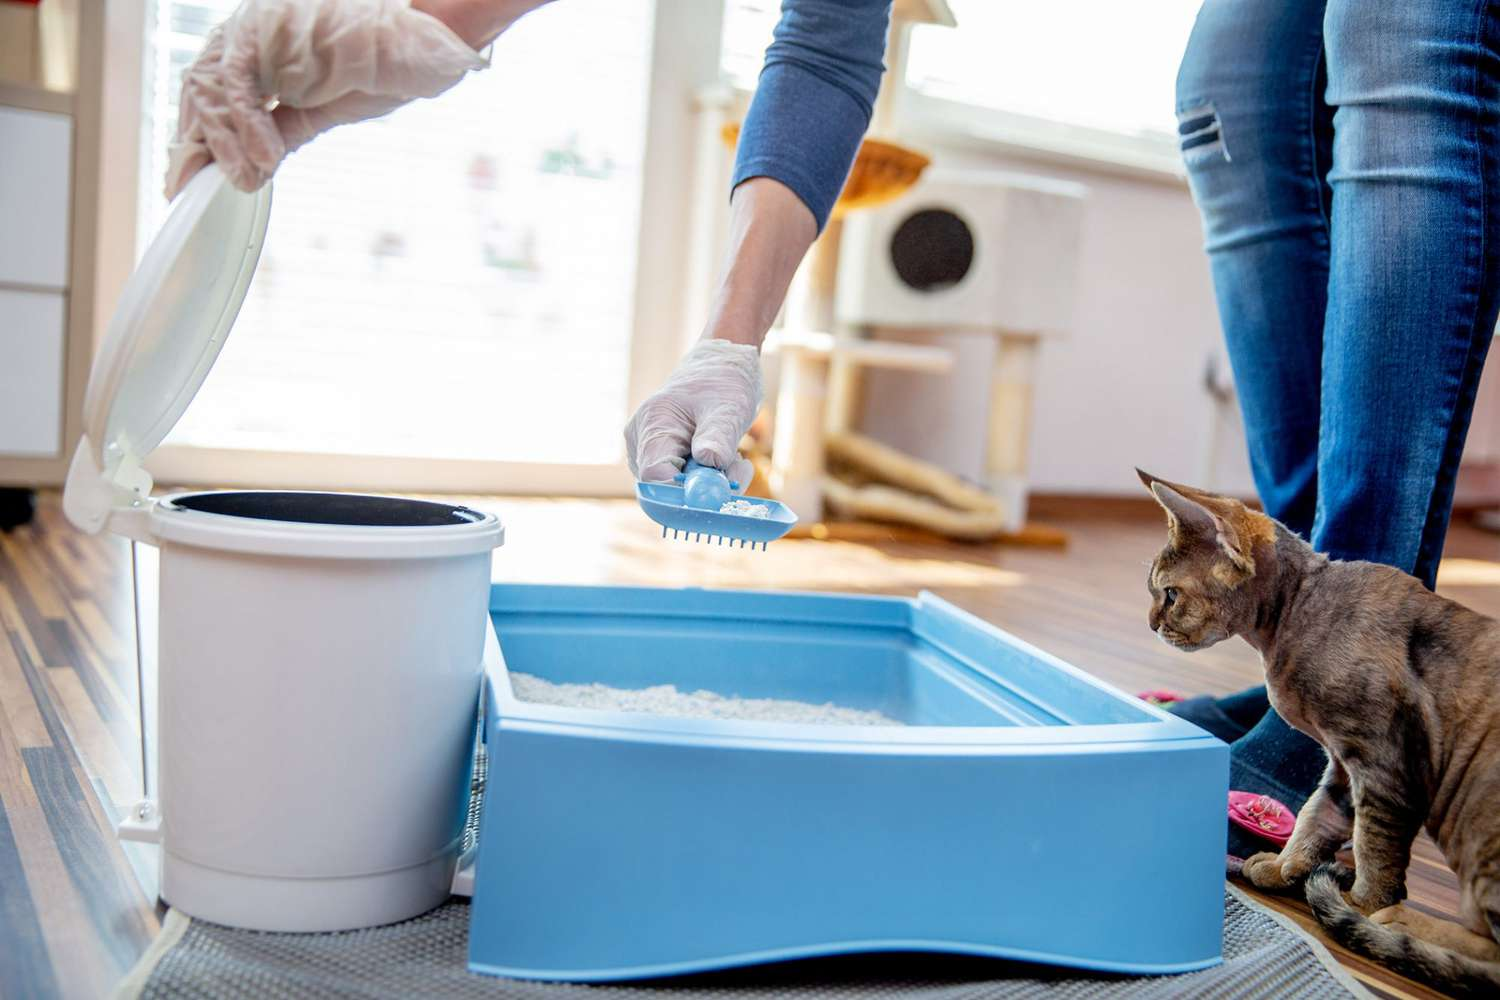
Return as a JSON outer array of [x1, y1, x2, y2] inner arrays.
[[468, 585, 1228, 982]]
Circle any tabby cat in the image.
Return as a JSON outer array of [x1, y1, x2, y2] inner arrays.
[[1138, 469, 1500, 997]]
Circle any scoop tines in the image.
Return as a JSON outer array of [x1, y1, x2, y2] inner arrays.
[[636, 460, 797, 551]]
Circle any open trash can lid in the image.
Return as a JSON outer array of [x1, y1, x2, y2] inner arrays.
[[64, 164, 271, 533]]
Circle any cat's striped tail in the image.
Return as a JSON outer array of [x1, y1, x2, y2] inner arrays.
[[1305, 866, 1500, 999]]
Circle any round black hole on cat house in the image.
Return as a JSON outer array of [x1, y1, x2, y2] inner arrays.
[[889, 208, 975, 292]]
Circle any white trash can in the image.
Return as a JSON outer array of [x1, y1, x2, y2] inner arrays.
[[62, 165, 504, 931]]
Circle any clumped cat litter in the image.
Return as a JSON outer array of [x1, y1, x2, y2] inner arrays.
[[509, 674, 903, 726], [718, 499, 771, 518]]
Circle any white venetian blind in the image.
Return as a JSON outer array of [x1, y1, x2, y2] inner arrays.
[[140, 0, 655, 465]]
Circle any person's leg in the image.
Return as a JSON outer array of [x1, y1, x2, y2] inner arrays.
[[1176, 0, 1332, 857], [1177, 0, 1331, 539], [1165, 686, 1270, 744], [1315, 0, 1500, 590], [1210, 0, 1500, 860]]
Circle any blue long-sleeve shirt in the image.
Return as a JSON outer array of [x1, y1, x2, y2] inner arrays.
[[732, 0, 893, 232]]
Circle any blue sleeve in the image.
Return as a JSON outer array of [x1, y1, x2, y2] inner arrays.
[[731, 0, 892, 232]]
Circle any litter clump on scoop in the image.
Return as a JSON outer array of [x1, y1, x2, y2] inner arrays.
[[719, 499, 771, 518], [510, 674, 903, 726]]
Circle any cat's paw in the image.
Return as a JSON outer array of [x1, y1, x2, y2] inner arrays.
[[1242, 851, 1301, 891], [1370, 905, 1412, 930], [1349, 881, 1402, 916]]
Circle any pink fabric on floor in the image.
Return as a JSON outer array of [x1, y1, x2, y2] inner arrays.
[[1228, 791, 1294, 847]]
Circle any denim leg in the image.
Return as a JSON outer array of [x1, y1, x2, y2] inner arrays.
[[1177, 1, 1333, 852], [1167, 686, 1274, 745], [1315, 0, 1500, 588], [1177, 0, 1332, 537]]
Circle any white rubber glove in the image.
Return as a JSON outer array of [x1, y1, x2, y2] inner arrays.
[[166, 0, 487, 199], [624, 340, 763, 488]]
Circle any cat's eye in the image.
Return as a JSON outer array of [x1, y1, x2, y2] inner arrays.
[[1162, 587, 1179, 608]]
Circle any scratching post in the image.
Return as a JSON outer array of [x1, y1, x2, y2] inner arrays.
[[987, 333, 1039, 529]]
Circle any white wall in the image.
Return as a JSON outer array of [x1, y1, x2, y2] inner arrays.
[[907, 144, 1500, 502], [892, 143, 1258, 498]]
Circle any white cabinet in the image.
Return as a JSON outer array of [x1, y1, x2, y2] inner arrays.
[[0, 105, 72, 291], [0, 100, 72, 467], [0, 288, 66, 456], [0, 27, 97, 489]]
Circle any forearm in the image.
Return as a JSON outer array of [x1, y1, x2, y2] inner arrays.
[[410, 0, 552, 48], [702, 177, 817, 349]]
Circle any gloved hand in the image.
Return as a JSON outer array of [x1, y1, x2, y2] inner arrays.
[[166, 0, 487, 199], [624, 339, 763, 488]]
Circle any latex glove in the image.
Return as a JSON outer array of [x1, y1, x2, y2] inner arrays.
[[166, 0, 487, 199], [624, 340, 763, 488]]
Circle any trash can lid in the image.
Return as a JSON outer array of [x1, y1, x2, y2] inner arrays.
[[64, 164, 271, 533]]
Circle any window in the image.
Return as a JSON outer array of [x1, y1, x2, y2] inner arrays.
[[904, 1, 1201, 142], [139, 0, 655, 468], [719, 0, 778, 91], [720, 0, 1201, 167]]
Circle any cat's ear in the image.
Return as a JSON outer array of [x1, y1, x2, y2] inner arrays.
[[1147, 481, 1257, 573], [1137, 470, 1209, 532], [1148, 481, 1218, 539]]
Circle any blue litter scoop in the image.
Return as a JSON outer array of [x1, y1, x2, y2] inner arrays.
[[636, 460, 797, 550]]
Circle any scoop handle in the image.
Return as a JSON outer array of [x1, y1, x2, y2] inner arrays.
[[676, 460, 738, 511]]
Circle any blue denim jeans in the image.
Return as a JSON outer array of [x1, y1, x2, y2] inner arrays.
[[1175, 0, 1500, 838]]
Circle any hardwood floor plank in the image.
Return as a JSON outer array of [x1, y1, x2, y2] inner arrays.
[[21, 746, 155, 976], [0, 703, 120, 1000], [0, 611, 158, 992], [70, 599, 126, 671], [24, 519, 90, 603], [46, 617, 134, 737], [7, 631, 79, 761], [0, 535, 67, 618], [0, 801, 61, 1000], [0, 623, 51, 750], [46, 667, 139, 808], [0, 587, 47, 679], [0, 564, 67, 671]]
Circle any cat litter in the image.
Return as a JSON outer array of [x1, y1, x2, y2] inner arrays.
[[717, 499, 771, 519], [510, 673, 902, 726]]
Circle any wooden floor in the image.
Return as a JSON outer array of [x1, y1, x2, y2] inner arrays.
[[3, 490, 1495, 998]]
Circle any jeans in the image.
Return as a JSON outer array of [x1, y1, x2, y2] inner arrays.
[[1174, 0, 1500, 828]]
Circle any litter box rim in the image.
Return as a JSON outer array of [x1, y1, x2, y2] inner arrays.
[[485, 584, 1221, 751]]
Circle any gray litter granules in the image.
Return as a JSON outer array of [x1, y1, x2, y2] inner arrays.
[[509, 674, 904, 726]]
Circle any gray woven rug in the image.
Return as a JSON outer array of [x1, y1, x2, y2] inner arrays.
[[117, 887, 1368, 999], [115, 746, 1369, 999]]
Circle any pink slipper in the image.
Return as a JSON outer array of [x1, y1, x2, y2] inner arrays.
[[1138, 689, 1188, 706], [1227, 791, 1294, 847]]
